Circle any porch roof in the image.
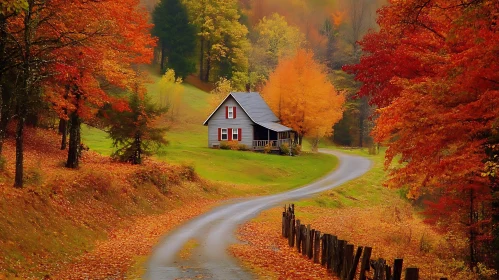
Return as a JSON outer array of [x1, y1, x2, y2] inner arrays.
[[255, 122, 292, 132]]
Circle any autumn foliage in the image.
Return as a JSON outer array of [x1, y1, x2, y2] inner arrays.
[[345, 0, 499, 269], [262, 49, 345, 146]]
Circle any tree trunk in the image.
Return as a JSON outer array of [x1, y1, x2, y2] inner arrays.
[[199, 37, 205, 81], [15, 2, 33, 188], [204, 41, 211, 82], [134, 131, 141, 165], [14, 116, 24, 188], [469, 189, 477, 269], [66, 112, 81, 169], [298, 135, 303, 146], [59, 118, 67, 150]]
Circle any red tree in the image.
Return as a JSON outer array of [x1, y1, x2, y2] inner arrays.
[[345, 0, 499, 269]]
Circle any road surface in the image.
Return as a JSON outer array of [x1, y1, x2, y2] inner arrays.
[[146, 150, 371, 279]]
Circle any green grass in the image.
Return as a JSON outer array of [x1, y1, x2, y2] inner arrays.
[[296, 147, 399, 210], [82, 70, 338, 195]]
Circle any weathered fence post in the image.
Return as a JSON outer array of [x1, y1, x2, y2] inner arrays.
[[308, 228, 314, 259], [336, 240, 345, 277], [405, 268, 419, 280], [329, 235, 337, 272], [301, 225, 307, 256], [386, 265, 392, 280], [314, 231, 321, 263], [282, 207, 286, 237], [321, 234, 328, 266], [359, 246, 372, 280], [296, 220, 301, 252], [347, 246, 363, 280], [342, 244, 354, 280], [288, 215, 295, 247], [393, 259, 403, 280]]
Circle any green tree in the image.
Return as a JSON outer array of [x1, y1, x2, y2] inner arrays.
[[107, 89, 168, 165], [183, 0, 249, 85], [249, 13, 304, 90], [152, 0, 196, 78]]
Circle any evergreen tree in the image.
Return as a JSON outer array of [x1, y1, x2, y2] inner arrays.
[[107, 91, 168, 165], [152, 0, 196, 78]]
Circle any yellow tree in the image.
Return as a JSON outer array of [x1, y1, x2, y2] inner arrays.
[[158, 69, 184, 122], [262, 49, 344, 149]]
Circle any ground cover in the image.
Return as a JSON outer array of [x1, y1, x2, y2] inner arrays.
[[231, 149, 482, 280]]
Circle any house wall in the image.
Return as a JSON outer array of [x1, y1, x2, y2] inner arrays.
[[207, 96, 254, 148]]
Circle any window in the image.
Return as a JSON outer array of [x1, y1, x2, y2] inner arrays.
[[228, 107, 234, 119], [232, 128, 238, 140], [221, 128, 228, 140]]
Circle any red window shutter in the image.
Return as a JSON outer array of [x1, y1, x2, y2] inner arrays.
[[228, 128, 232, 141], [238, 128, 242, 141], [225, 106, 228, 119], [218, 128, 221, 141], [234, 107, 237, 119]]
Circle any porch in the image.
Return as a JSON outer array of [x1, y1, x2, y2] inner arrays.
[[252, 122, 293, 151]]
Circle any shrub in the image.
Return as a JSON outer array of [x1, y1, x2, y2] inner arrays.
[[219, 141, 231, 150], [280, 143, 290, 155], [263, 144, 272, 154], [227, 140, 240, 150], [238, 144, 250, 151], [291, 144, 302, 156]]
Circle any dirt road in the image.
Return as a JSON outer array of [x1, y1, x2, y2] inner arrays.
[[146, 150, 371, 279]]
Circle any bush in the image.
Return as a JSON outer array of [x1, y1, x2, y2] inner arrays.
[[263, 144, 272, 154], [238, 144, 250, 151], [291, 144, 302, 156], [219, 141, 230, 150], [220, 141, 240, 150], [280, 143, 290, 155]]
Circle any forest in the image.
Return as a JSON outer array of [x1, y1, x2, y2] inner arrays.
[[0, 0, 498, 278]]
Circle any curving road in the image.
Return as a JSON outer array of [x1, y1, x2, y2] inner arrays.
[[146, 150, 371, 280]]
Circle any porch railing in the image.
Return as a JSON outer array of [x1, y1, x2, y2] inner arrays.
[[252, 139, 291, 150]]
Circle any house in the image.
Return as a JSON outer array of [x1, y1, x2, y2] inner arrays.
[[203, 92, 293, 151]]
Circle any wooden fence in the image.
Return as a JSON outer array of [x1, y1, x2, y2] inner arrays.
[[281, 204, 447, 280]]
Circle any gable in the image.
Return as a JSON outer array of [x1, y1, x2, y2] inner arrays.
[[203, 92, 279, 125]]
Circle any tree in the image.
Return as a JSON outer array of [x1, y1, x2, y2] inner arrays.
[[249, 13, 305, 90], [262, 49, 345, 148], [183, 0, 249, 86], [158, 69, 184, 122], [152, 0, 196, 78], [346, 0, 499, 269], [107, 76, 168, 165]]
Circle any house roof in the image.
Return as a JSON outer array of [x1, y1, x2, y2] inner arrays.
[[256, 122, 292, 132], [203, 92, 289, 130]]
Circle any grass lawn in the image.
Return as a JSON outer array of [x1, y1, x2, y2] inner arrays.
[[82, 70, 338, 195]]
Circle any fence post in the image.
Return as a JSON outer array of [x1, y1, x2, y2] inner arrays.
[[359, 246, 372, 280], [347, 246, 363, 280], [308, 228, 314, 259], [296, 220, 301, 252], [314, 231, 321, 263], [321, 234, 328, 266], [329, 235, 337, 273], [393, 259, 403, 280], [342, 244, 354, 280], [289, 215, 295, 247], [336, 240, 345, 276], [301, 225, 307, 256], [405, 268, 419, 280], [282, 207, 286, 237], [386, 265, 392, 280]]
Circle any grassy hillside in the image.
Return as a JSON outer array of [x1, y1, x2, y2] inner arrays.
[[83, 70, 338, 195]]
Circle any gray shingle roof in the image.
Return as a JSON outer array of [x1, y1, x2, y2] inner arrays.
[[231, 92, 279, 123], [256, 122, 292, 132]]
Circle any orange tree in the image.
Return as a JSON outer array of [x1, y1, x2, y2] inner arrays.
[[345, 0, 499, 270], [262, 49, 345, 148]]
